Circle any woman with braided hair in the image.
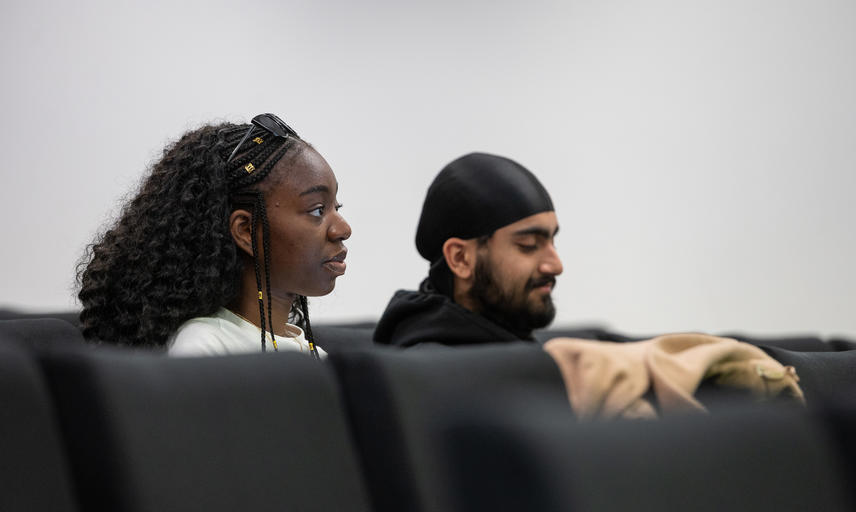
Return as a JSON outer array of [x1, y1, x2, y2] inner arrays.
[[77, 114, 350, 357]]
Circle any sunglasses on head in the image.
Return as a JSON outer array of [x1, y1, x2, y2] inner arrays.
[[227, 113, 299, 163]]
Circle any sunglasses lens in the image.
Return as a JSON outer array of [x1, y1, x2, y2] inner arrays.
[[252, 114, 297, 138]]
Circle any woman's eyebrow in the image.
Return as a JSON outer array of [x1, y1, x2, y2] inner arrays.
[[299, 181, 339, 197], [299, 185, 330, 197]]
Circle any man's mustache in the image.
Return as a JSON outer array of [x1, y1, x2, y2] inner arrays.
[[527, 276, 556, 291]]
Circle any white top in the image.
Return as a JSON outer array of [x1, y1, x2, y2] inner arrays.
[[168, 307, 327, 358]]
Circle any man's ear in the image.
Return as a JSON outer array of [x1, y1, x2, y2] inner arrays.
[[442, 237, 477, 280], [229, 209, 255, 257]]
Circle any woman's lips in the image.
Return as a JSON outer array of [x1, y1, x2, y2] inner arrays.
[[324, 250, 347, 276], [324, 261, 346, 275]]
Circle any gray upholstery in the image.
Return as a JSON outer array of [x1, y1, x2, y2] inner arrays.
[[313, 324, 375, 353], [39, 347, 372, 512], [0, 340, 78, 512], [437, 396, 855, 512], [329, 343, 568, 512], [3, 315, 855, 510], [760, 345, 856, 404], [0, 317, 84, 346]]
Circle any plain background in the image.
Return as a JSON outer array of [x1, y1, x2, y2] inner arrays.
[[1, 0, 854, 338]]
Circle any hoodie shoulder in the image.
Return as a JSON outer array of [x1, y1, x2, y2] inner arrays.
[[373, 289, 522, 347], [373, 290, 444, 345]]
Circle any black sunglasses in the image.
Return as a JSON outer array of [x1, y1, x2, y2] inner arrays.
[[227, 113, 299, 163]]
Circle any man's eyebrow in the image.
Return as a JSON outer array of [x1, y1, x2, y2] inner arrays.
[[512, 226, 560, 238]]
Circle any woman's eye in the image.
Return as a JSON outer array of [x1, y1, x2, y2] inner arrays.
[[309, 206, 324, 217]]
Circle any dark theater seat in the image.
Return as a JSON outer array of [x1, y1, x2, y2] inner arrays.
[[436, 396, 855, 512], [2, 314, 855, 511], [313, 324, 375, 353], [0, 317, 85, 347], [329, 342, 568, 512], [39, 347, 372, 512], [760, 345, 856, 404], [0, 340, 78, 512]]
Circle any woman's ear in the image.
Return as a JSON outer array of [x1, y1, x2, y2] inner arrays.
[[442, 237, 476, 280], [229, 209, 255, 257]]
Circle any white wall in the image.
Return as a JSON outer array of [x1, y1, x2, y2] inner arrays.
[[2, 0, 854, 338]]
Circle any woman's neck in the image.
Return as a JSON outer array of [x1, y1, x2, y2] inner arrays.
[[230, 267, 297, 336]]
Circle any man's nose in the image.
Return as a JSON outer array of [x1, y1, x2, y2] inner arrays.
[[539, 244, 563, 276]]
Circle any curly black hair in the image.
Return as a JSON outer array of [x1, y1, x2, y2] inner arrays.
[[77, 118, 314, 349]]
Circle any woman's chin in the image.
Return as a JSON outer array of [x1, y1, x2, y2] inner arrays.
[[301, 279, 339, 298]]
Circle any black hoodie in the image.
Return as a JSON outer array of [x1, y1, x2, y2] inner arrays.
[[373, 287, 536, 348]]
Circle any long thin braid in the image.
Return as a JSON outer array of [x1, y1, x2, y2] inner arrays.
[[299, 295, 319, 360], [250, 195, 267, 352], [259, 195, 277, 351]]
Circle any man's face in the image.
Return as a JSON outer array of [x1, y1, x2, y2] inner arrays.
[[468, 211, 563, 333]]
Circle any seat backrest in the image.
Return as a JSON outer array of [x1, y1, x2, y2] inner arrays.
[[815, 391, 856, 505], [0, 317, 85, 346], [436, 395, 855, 512], [534, 326, 643, 343], [0, 309, 82, 326], [329, 342, 568, 512], [39, 347, 372, 512], [0, 340, 78, 512], [313, 324, 375, 353], [829, 337, 856, 351], [721, 332, 832, 351], [760, 346, 856, 404]]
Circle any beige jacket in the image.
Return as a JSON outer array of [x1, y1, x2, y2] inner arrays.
[[543, 333, 804, 420]]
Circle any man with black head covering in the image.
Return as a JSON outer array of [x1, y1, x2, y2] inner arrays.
[[374, 152, 563, 347]]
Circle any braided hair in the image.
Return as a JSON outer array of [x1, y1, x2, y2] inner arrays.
[[77, 119, 316, 350]]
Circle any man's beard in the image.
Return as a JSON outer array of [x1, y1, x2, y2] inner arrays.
[[469, 257, 557, 337]]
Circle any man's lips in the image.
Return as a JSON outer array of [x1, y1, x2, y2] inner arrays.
[[529, 277, 556, 293], [324, 250, 348, 275]]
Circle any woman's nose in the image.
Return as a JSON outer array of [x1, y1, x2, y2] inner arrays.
[[329, 212, 352, 242]]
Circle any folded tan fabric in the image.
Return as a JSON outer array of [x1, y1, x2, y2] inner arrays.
[[543, 333, 804, 420]]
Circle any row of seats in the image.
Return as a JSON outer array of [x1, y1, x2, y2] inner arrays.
[[2, 317, 855, 511], [3, 307, 855, 352]]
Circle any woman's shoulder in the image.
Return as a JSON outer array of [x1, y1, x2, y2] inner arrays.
[[168, 309, 256, 356]]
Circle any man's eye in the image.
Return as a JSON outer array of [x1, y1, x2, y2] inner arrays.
[[518, 244, 537, 253], [309, 206, 324, 217]]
